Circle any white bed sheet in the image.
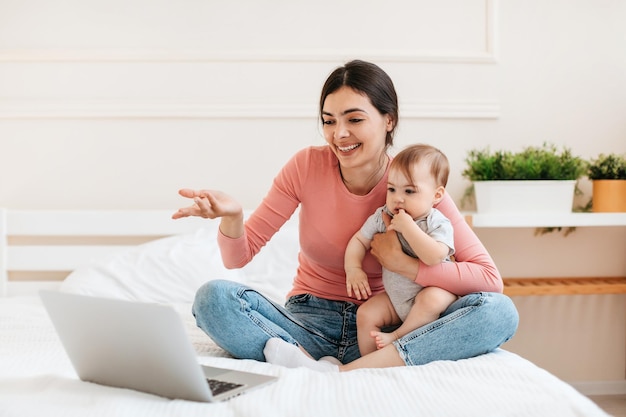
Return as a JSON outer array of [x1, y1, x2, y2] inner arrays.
[[0, 296, 609, 417]]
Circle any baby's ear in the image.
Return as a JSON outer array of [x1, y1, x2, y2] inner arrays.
[[433, 186, 446, 204]]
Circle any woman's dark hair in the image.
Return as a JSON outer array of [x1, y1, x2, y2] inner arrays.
[[319, 60, 399, 147]]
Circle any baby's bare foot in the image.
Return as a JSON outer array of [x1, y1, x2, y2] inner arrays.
[[370, 330, 397, 350]]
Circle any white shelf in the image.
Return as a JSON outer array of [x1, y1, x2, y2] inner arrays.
[[465, 212, 626, 228]]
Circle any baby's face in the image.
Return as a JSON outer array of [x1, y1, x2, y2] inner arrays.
[[386, 164, 441, 220]]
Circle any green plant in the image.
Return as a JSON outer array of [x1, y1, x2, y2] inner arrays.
[[463, 143, 586, 181], [587, 153, 626, 180]]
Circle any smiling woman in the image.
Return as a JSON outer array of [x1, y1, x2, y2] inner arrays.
[[319, 61, 397, 195], [172, 60, 518, 373]]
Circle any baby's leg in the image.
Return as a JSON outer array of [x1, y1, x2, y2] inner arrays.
[[356, 293, 400, 355], [372, 287, 458, 349]]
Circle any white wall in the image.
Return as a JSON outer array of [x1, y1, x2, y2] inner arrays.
[[1, 0, 625, 384]]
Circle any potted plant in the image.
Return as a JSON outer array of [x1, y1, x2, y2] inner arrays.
[[462, 143, 586, 213], [587, 152, 626, 212]]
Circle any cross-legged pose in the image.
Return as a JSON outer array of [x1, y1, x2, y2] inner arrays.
[[173, 60, 519, 372]]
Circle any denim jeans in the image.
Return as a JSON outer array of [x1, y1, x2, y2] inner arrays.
[[192, 279, 519, 365], [393, 291, 519, 365]]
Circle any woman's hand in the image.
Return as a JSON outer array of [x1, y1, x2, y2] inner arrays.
[[370, 211, 420, 279], [172, 189, 242, 220], [172, 189, 244, 238]]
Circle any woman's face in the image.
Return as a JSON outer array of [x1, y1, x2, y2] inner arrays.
[[321, 86, 393, 169]]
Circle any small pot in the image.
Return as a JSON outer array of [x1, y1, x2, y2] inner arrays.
[[592, 180, 626, 212]]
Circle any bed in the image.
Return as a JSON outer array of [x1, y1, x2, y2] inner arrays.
[[0, 209, 609, 416]]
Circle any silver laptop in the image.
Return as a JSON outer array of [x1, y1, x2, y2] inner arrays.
[[39, 290, 277, 402]]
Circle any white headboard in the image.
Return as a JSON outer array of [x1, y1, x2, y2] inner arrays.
[[0, 209, 207, 296]]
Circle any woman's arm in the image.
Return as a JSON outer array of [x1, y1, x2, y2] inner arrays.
[[216, 150, 305, 269], [370, 193, 503, 295]]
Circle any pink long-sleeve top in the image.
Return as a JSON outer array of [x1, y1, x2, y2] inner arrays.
[[218, 146, 503, 304]]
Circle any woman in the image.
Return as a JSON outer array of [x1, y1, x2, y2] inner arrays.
[[173, 60, 519, 371]]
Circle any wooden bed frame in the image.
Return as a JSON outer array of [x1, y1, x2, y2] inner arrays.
[[0, 209, 207, 297]]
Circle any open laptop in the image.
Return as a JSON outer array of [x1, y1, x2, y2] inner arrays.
[[39, 290, 277, 402]]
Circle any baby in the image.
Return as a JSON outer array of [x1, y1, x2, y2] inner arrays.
[[344, 143, 458, 355]]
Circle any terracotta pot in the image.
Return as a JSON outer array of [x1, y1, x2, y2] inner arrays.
[[592, 180, 626, 212]]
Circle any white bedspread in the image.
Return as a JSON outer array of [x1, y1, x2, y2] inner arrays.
[[0, 296, 608, 417]]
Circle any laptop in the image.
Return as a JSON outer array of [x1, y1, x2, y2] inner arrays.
[[39, 290, 277, 402]]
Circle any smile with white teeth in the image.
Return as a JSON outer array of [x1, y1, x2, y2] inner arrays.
[[337, 144, 361, 152]]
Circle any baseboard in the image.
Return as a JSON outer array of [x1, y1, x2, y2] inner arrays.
[[569, 380, 626, 396]]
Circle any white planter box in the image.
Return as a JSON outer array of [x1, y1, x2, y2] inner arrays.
[[473, 180, 576, 214]]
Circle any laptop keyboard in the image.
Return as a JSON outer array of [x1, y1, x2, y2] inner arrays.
[[207, 378, 244, 396]]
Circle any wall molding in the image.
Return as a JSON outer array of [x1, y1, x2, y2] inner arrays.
[[0, 99, 500, 120], [0, 1, 497, 64], [0, 49, 497, 64]]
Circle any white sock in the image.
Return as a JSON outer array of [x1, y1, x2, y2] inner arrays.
[[263, 338, 339, 372], [319, 356, 342, 366]]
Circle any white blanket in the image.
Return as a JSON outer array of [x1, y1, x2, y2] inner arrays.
[[0, 296, 608, 417]]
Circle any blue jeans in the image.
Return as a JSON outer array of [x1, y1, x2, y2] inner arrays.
[[394, 292, 519, 365], [192, 279, 519, 365]]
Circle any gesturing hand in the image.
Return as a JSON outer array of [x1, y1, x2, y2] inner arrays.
[[172, 189, 242, 220]]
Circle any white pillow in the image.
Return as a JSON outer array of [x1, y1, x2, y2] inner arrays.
[[60, 216, 300, 305]]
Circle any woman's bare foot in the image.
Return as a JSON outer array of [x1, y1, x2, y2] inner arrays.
[[370, 330, 398, 349]]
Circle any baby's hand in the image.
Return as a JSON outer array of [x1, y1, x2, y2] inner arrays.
[[388, 209, 414, 233], [345, 268, 372, 301]]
